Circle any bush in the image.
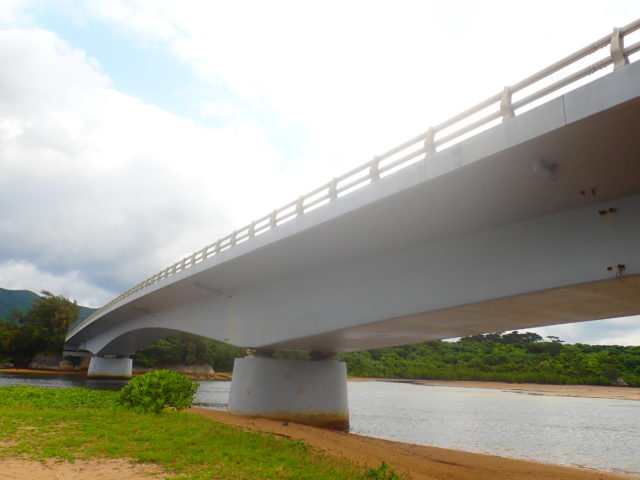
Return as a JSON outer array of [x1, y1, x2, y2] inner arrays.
[[118, 369, 199, 413]]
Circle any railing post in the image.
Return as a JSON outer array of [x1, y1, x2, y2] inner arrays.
[[424, 127, 436, 156], [215, 240, 221, 254], [270, 210, 277, 229], [500, 86, 514, 120], [230, 232, 237, 246], [296, 196, 304, 216], [249, 221, 255, 238], [610, 27, 628, 70], [369, 156, 380, 181], [329, 178, 338, 200], [202, 247, 209, 260]]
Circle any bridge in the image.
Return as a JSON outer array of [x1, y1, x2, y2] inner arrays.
[[66, 20, 640, 429]]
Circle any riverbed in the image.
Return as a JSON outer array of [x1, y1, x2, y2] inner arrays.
[[1, 371, 638, 475]]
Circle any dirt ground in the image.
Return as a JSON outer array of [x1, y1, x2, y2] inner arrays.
[[0, 458, 168, 480], [191, 408, 637, 480]]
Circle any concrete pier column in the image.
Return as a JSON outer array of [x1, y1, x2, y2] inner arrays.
[[87, 356, 133, 378], [228, 357, 349, 430]]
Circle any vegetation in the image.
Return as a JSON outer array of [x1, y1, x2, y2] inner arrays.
[[133, 333, 244, 371], [0, 287, 95, 327], [0, 385, 400, 479], [337, 331, 640, 386], [0, 291, 80, 367], [119, 370, 199, 413]]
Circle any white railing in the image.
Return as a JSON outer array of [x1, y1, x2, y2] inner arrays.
[[74, 19, 640, 333]]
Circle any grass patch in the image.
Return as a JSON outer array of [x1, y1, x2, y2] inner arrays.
[[0, 386, 399, 479]]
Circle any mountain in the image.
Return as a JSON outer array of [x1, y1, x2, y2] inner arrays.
[[0, 287, 97, 325], [0, 288, 40, 322]]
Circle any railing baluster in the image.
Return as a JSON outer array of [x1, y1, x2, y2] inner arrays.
[[370, 157, 380, 181], [424, 128, 436, 156], [296, 197, 304, 216], [611, 27, 629, 69], [500, 86, 514, 120], [329, 178, 338, 200]]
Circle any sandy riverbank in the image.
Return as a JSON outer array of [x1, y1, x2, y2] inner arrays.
[[4, 409, 632, 480], [4, 369, 640, 400], [191, 408, 637, 480], [365, 378, 640, 401]]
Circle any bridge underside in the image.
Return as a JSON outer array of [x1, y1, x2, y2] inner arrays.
[[260, 275, 640, 352]]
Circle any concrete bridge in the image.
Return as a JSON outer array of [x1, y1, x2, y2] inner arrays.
[[65, 20, 640, 429]]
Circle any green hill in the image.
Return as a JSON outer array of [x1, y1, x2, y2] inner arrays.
[[0, 288, 40, 323], [0, 287, 96, 325]]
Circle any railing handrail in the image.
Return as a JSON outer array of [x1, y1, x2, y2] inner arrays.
[[68, 19, 640, 338]]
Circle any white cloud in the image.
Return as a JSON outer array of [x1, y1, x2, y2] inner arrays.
[[529, 316, 640, 346], [0, 28, 296, 304], [0, 259, 111, 307], [59, 0, 640, 166]]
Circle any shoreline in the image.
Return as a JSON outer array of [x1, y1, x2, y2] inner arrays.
[[364, 378, 640, 401], [0, 368, 231, 381], [3, 368, 640, 400], [191, 408, 637, 480]]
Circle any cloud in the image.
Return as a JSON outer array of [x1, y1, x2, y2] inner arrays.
[[0, 28, 294, 304], [0, 259, 111, 307], [529, 316, 640, 346], [58, 0, 640, 164]]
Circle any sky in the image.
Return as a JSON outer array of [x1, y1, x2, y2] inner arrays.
[[0, 1, 638, 345]]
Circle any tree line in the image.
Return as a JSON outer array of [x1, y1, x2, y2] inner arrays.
[[336, 331, 640, 386], [1, 292, 638, 387]]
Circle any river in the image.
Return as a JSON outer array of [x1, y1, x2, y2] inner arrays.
[[1, 372, 638, 475]]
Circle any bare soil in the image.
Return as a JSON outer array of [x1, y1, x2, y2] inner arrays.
[[0, 458, 167, 480]]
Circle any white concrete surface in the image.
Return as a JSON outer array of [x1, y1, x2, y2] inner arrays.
[[87, 357, 133, 378], [228, 357, 349, 429]]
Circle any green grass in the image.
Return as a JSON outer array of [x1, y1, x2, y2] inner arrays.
[[0, 386, 401, 480]]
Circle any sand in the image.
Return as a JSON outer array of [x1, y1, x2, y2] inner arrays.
[[372, 378, 640, 401], [0, 458, 168, 480], [190, 408, 637, 480]]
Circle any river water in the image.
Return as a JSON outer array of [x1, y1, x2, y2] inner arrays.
[[1, 372, 638, 475]]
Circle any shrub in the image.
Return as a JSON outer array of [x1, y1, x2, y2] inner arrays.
[[118, 369, 199, 413]]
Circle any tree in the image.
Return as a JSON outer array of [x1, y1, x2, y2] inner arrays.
[[7, 291, 79, 366]]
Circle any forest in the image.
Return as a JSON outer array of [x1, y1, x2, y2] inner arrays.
[[337, 331, 640, 386], [1, 291, 639, 386]]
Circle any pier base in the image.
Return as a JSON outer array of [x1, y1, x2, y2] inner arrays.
[[228, 357, 349, 430], [87, 356, 133, 378]]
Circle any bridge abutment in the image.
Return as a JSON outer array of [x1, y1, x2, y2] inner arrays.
[[87, 356, 133, 378], [228, 356, 349, 430]]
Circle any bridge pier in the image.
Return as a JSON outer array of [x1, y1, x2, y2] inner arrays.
[[87, 356, 132, 378], [228, 356, 349, 430]]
